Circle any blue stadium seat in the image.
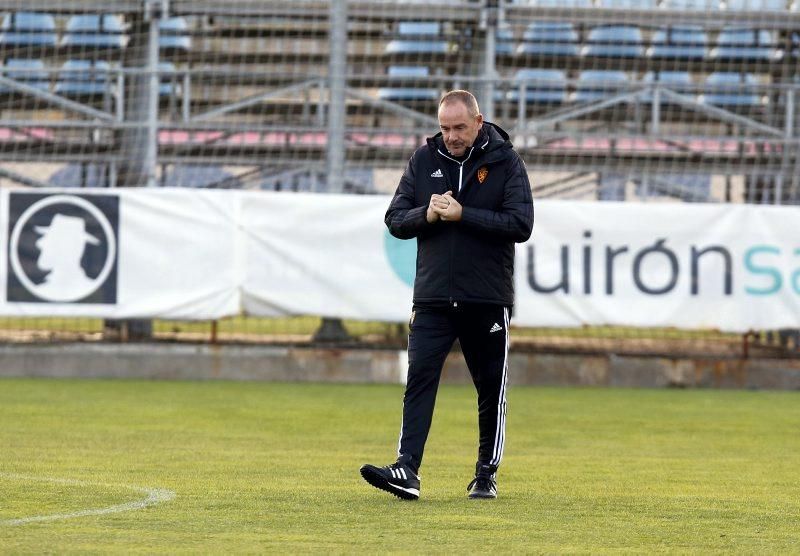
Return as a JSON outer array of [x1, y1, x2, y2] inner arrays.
[[517, 22, 578, 57], [574, 70, 630, 102], [159, 17, 191, 51], [507, 69, 568, 104], [0, 58, 49, 92], [62, 15, 125, 49], [495, 28, 513, 56], [157, 62, 180, 97], [701, 72, 761, 107], [598, 172, 627, 201], [385, 22, 449, 54], [650, 26, 708, 59], [724, 0, 786, 9], [55, 60, 111, 97], [641, 71, 694, 103], [712, 27, 779, 60], [377, 66, 439, 101], [584, 26, 644, 58], [163, 165, 241, 188], [0, 12, 56, 47]]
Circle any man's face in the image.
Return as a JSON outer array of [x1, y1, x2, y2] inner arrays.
[[438, 101, 483, 157]]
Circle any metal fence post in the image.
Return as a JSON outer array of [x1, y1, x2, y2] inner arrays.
[[326, 0, 347, 194]]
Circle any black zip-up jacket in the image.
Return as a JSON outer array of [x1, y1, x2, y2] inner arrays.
[[385, 121, 534, 307]]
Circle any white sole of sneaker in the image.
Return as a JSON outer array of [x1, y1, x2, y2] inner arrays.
[[360, 466, 419, 500]]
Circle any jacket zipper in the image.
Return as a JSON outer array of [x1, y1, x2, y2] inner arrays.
[[437, 147, 474, 192], [434, 150, 458, 306], [437, 137, 491, 193], [436, 147, 476, 308], [430, 136, 499, 308]]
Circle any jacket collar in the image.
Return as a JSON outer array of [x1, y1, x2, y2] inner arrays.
[[427, 121, 512, 159]]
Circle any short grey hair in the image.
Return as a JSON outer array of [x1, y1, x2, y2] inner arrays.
[[439, 90, 480, 118]]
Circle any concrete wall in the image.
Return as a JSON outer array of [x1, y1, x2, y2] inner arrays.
[[2, 343, 800, 390]]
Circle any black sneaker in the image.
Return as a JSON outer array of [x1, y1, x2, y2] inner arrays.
[[360, 461, 420, 500], [467, 463, 497, 499]]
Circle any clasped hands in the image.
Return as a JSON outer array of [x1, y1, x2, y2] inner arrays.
[[426, 190, 462, 223]]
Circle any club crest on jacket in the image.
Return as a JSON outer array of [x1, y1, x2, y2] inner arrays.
[[477, 167, 488, 184]]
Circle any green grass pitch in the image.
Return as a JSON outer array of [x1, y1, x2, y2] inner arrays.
[[2, 378, 799, 553]]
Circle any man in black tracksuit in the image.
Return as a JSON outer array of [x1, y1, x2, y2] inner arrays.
[[360, 90, 533, 500]]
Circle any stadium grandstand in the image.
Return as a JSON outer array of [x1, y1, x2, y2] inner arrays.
[[0, 0, 798, 359]]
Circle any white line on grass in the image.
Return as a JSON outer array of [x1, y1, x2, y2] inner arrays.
[[0, 472, 176, 526]]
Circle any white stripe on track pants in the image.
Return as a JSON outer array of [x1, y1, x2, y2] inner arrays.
[[396, 303, 510, 472]]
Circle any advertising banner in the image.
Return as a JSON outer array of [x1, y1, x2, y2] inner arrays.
[[516, 201, 800, 331], [0, 189, 240, 319], [1, 188, 798, 332]]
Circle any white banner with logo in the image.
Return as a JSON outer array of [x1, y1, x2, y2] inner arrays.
[[0, 188, 240, 319], [514, 201, 800, 332], [1, 188, 798, 331]]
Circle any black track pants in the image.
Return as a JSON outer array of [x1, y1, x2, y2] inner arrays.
[[397, 303, 510, 473]]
